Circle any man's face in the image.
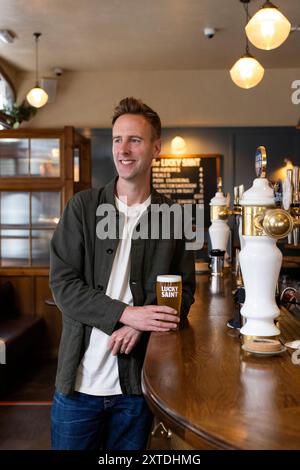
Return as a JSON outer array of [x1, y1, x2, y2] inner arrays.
[[112, 114, 161, 183]]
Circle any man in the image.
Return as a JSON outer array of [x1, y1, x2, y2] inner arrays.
[[50, 97, 195, 450]]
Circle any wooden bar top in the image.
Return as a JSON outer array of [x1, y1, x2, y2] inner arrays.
[[142, 273, 300, 450]]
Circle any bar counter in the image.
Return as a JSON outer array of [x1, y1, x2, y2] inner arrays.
[[142, 273, 300, 450]]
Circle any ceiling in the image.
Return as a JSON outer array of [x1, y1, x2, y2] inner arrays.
[[0, 0, 300, 73]]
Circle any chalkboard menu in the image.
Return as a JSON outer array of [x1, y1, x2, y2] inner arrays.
[[151, 154, 221, 227]]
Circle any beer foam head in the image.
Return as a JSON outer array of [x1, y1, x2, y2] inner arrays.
[[157, 275, 182, 283]]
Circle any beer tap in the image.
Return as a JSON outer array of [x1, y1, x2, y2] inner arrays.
[[208, 177, 231, 267], [291, 166, 300, 245], [233, 184, 245, 250], [282, 166, 300, 246], [282, 169, 293, 244], [239, 146, 298, 339], [209, 175, 246, 274]]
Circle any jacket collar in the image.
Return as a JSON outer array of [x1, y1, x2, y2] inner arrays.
[[100, 176, 118, 206], [101, 176, 165, 207]]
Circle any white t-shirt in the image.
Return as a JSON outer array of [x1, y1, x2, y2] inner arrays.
[[74, 195, 151, 395]]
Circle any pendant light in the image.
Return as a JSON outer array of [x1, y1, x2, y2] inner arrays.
[[230, 1, 264, 89], [245, 1, 291, 50], [230, 50, 264, 89], [26, 33, 48, 108]]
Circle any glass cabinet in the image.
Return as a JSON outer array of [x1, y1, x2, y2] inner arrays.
[[0, 127, 91, 269], [0, 138, 60, 177], [0, 126, 90, 356], [0, 190, 61, 266]]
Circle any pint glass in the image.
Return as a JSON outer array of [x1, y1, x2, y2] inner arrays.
[[156, 275, 182, 315]]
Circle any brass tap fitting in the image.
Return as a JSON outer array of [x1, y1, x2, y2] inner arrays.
[[243, 207, 294, 239], [211, 205, 242, 221]]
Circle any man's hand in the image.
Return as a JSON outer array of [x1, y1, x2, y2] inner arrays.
[[119, 305, 179, 332], [108, 326, 142, 355]]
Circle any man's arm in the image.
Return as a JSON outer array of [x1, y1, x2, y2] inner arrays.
[[108, 326, 142, 355], [50, 195, 127, 336], [50, 194, 180, 335], [109, 240, 195, 355]]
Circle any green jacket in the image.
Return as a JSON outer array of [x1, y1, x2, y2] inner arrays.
[[50, 177, 195, 395]]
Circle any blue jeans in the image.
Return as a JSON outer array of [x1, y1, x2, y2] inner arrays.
[[51, 391, 153, 450]]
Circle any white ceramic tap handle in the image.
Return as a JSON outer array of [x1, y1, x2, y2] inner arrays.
[[226, 192, 231, 207], [282, 172, 293, 210]]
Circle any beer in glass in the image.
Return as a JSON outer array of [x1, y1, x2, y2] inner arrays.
[[156, 275, 182, 315]]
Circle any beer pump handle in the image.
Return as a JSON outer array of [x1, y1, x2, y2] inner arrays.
[[234, 186, 239, 205], [217, 176, 223, 193], [226, 192, 231, 208], [293, 166, 300, 203], [283, 169, 293, 210]]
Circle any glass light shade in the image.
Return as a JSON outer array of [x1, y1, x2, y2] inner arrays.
[[26, 86, 48, 108], [245, 5, 291, 50], [230, 56, 264, 89], [171, 136, 186, 154]]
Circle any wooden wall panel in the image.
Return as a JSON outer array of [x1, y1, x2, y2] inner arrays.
[[0, 274, 61, 357], [0, 276, 34, 315]]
